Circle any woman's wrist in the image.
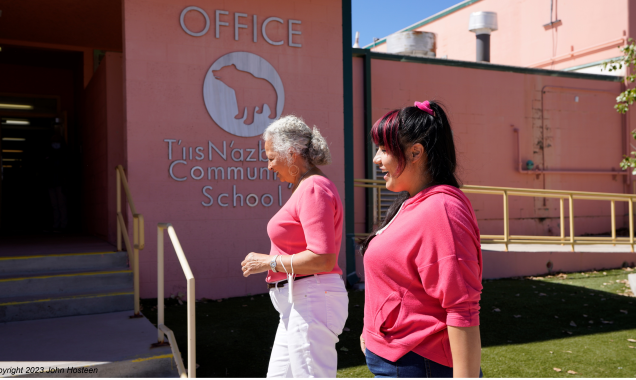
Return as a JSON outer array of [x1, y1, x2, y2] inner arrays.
[[263, 255, 273, 271]]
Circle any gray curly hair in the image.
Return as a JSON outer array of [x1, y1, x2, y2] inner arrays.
[[262, 115, 332, 166]]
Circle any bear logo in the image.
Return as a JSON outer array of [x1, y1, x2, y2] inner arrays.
[[203, 52, 285, 137]]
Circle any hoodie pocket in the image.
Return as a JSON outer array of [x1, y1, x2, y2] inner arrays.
[[373, 291, 403, 336]]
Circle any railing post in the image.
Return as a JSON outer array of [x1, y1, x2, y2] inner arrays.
[[560, 197, 565, 245], [132, 216, 141, 317], [158, 225, 165, 344], [116, 168, 121, 252], [116, 165, 145, 319], [568, 194, 575, 252], [503, 191, 509, 252], [611, 200, 616, 246], [188, 277, 196, 378], [629, 198, 634, 253]]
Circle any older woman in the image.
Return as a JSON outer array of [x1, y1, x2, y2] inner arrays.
[[241, 115, 349, 378]]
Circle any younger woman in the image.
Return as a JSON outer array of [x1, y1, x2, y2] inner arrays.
[[360, 101, 483, 378]]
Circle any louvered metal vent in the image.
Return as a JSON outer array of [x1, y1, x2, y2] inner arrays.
[[374, 165, 400, 223]]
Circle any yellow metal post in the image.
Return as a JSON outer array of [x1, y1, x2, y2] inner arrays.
[[354, 180, 636, 252], [503, 191, 509, 252], [560, 198, 565, 245], [611, 200, 616, 246], [568, 195, 575, 252], [116, 168, 121, 252], [377, 187, 382, 223], [630, 199, 634, 253], [115, 164, 144, 318]]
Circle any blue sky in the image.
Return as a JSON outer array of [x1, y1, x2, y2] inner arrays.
[[352, 0, 465, 47]]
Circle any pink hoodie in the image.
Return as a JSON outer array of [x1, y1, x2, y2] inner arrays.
[[363, 185, 483, 368]]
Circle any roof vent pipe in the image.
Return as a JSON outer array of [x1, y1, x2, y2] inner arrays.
[[469, 11, 498, 62], [353, 31, 360, 48]]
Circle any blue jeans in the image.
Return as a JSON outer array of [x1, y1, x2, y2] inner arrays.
[[366, 349, 483, 378]]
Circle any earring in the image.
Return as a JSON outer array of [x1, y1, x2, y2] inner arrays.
[[288, 164, 300, 176]]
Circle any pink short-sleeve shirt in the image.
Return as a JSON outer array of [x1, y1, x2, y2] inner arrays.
[[266, 175, 343, 283]]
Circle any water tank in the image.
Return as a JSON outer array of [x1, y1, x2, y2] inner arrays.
[[386, 31, 435, 58]]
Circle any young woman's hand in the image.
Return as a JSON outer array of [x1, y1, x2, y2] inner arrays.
[[241, 252, 270, 277], [360, 334, 366, 356]]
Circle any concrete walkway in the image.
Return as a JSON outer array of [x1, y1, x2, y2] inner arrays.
[[482, 243, 633, 253], [481, 243, 636, 279], [0, 311, 177, 377]]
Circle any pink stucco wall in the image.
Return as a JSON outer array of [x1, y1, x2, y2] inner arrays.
[[371, 0, 629, 71], [482, 248, 636, 279], [122, 0, 345, 299], [352, 56, 631, 279], [83, 53, 125, 244], [353, 57, 627, 239]]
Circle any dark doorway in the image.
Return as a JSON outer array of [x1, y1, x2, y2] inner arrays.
[[0, 46, 84, 235]]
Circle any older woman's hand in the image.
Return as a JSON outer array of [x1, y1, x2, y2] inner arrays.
[[241, 252, 271, 277]]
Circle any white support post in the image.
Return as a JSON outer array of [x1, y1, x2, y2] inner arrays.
[[158, 225, 165, 344], [188, 277, 196, 378]]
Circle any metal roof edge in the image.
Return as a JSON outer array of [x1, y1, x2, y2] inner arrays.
[[352, 49, 623, 82], [362, 0, 482, 49]]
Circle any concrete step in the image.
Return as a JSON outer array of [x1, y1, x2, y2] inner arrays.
[[0, 311, 179, 378], [0, 290, 134, 323], [0, 251, 128, 277], [0, 270, 133, 300], [13, 354, 179, 378]]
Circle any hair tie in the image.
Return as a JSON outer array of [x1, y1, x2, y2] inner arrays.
[[414, 101, 435, 117]]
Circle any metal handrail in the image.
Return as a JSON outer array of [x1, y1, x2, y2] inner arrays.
[[354, 179, 635, 252], [116, 165, 144, 317], [157, 223, 196, 378]]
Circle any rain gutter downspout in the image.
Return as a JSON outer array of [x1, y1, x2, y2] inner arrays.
[[363, 53, 374, 233]]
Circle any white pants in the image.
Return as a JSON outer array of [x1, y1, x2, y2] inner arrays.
[[267, 274, 349, 378]]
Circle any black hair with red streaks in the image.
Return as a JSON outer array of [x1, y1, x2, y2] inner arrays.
[[361, 101, 460, 255]]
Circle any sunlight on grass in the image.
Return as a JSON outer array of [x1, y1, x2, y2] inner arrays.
[[337, 364, 373, 378], [141, 267, 636, 378], [482, 330, 636, 377], [479, 267, 636, 378]]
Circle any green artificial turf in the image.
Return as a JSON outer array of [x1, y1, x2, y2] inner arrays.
[[478, 268, 636, 378], [141, 267, 636, 378]]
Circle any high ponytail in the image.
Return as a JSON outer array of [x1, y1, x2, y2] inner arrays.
[[358, 101, 460, 255]]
